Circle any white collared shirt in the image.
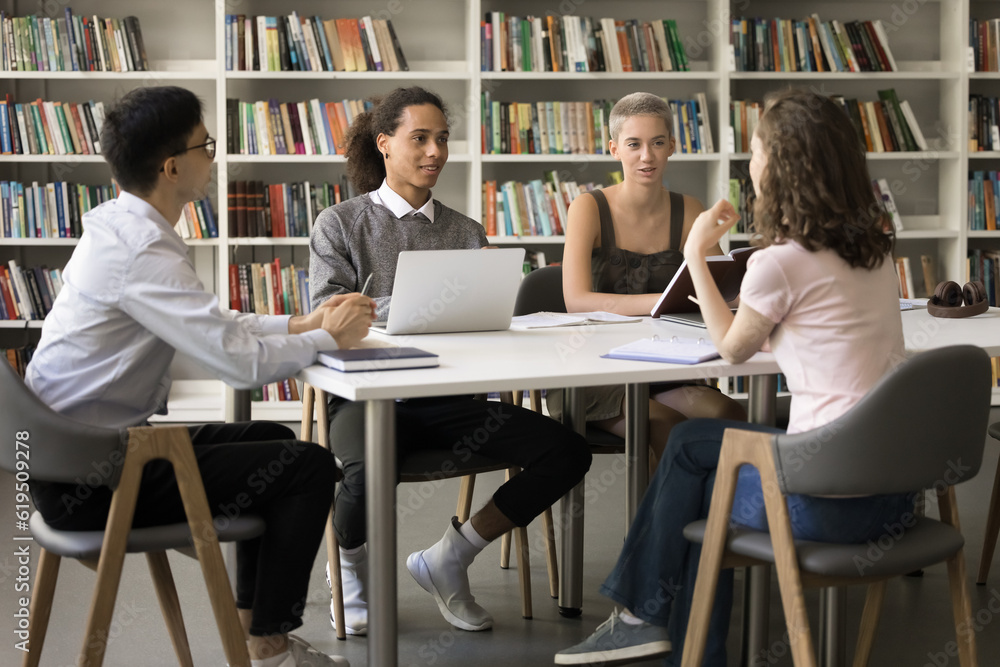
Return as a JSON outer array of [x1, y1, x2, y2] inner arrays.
[[369, 179, 435, 222], [25, 192, 337, 429]]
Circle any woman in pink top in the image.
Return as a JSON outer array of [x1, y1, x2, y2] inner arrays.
[[556, 89, 911, 667]]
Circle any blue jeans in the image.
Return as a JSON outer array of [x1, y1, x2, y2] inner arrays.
[[599, 419, 915, 666]]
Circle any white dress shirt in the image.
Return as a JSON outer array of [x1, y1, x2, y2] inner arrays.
[[25, 192, 337, 429], [369, 179, 436, 222]]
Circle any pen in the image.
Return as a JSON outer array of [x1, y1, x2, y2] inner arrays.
[[359, 273, 374, 297]]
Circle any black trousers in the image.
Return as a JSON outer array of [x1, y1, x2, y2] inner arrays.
[[30, 421, 336, 636], [328, 395, 592, 550]]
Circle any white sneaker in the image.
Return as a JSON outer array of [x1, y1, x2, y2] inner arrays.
[[406, 517, 493, 632], [325, 554, 368, 636], [282, 634, 349, 666]]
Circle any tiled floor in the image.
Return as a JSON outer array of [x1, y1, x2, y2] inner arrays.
[[1, 408, 998, 666]]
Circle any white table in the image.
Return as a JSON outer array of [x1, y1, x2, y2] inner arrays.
[[294, 308, 1000, 667]]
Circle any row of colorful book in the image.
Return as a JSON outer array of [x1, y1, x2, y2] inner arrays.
[[971, 19, 1000, 72], [226, 97, 372, 156], [483, 172, 609, 237], [227, 180, 352, 238], [834, 91, 928, 153], [482, 14, 689, 73], [224, 14, 408, 72], [726, 176, 754, 234], [1, 10, 148, 72], [968, 95, 1000, 152], [0, 180, 118, 239], [172, 198, 218, 240], [0, 260, 63, 321], [872, 179, 904, 232], [480, 94, 713, 155], [969, 171, 1000, 231], [968, 249, 1000, 307], [732, 15, 897, 73], [0, 97, 106, 155], [730, 100, 761, 153]]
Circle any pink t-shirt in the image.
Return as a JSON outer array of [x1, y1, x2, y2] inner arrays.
[[739, 241, 904, 434]]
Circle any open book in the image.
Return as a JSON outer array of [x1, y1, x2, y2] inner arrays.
[[650, 246, 759, 317], [602, 336, 720, 365], [510, 311, 641, 329]]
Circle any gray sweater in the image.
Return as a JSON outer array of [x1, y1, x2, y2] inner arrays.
[[310, 194, 488, 319]]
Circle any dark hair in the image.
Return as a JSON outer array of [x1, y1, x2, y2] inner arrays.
[[100, 86, 203, 195], [753, 89, 893, 269], [345, 87, 448, 194]]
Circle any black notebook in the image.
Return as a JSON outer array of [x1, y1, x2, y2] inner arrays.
[[318, 347, 439, 372]]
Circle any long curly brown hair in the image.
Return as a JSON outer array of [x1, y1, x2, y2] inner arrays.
[[753, 89, 893, 269], [344, 87, 448, 194]]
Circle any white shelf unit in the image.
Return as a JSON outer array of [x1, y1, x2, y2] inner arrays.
[[3, 0, 998, 417]]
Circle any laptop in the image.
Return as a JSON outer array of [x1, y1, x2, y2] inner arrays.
[[373, 248, 525, 335]]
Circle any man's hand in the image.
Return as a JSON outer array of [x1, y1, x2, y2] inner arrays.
[[289, 293, 376, 335], [319, 294, 376, 349], [683, 198, 741, 261]]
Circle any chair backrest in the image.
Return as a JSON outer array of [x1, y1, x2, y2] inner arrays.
[[772, 345, 992, 496], [0, 360, 126, 486], [514, 265, 565, 316]]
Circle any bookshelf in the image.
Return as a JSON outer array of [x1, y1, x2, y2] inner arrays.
[[2, 0, 999, 414]]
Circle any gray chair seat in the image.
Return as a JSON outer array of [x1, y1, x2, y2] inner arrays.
[[30, 511, 266, 561], [684, 517, 964, 579]]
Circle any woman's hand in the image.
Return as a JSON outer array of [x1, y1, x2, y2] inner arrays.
[[683, 198, 740, 261]]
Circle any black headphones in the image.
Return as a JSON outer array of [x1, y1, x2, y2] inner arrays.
[[927, 280, 989, 319]]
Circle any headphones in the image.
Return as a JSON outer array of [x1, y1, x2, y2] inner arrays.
[[927, 280, 989, 318]]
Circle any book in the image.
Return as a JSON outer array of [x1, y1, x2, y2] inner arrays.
[[509, 311, 641, 329], [317, 347, 439, 372], [602, 336, 720, 365], [650, 246, 760, 317]]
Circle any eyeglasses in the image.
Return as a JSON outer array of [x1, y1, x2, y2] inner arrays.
[[159, 137, 216, 172]]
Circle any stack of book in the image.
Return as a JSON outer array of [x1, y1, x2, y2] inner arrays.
[[481, 93, 712, 155], [732, 14, 897, 72], [968, 95, 1000, 151], [483, 171, 611, 237], [226, 97, 371, 156], [730, 100, 762, 153], [971, 18, 1000, 71], [0, 97, 106, 155], [173, 198, 217, 240], [833, 90, 928, 153], [481, 14, 688, 72], [0, 180, 118, 238], [228, 257, 310, 402], [225, 13, 407, 72], [227, 179, 351, 238], [968, 249, 999, 307], [969, 171, 1000, 231], [1, 10, 148, 72], [0, 260, 63, 321]]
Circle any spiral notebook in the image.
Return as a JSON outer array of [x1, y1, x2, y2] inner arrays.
[[602, 336, 720, 365]]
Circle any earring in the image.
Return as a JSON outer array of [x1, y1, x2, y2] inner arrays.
[[384, 153, 389, 159]]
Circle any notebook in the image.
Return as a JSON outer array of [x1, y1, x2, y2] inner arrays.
[[510, 311, 641, 329], [373, 248, 525, 335], [318, 347, 439, 372], [650, 246, 759, 317], [602, 336, 721, 365]]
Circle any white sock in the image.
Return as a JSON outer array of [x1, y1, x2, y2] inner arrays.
[[251, 651, 289, 667], [618, 608, 646, 625], [340, 544, 365, 564], [459, 520, 490, 550]]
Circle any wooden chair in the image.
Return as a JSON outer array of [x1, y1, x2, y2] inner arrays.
[[681, 345, 992, 667], [0, 361, 260, 667], [300, 384, 548, 637], [977, 421, 1000, 584]]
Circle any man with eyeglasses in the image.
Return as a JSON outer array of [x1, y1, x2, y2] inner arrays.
[[25, 86, 367, 667]]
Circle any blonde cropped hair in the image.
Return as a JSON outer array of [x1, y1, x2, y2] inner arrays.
[[609, 93, 673, 142]]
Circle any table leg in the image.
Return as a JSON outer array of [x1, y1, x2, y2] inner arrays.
[[624, 383, 650, 527], [742, 374, 777, 667], [366, 399, 397, 667], [818, 587, 847, 667], [558, 387, 586, 617]]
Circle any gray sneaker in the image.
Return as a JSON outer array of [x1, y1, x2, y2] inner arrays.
[[285, 634, 350, 666], [554, 609, 671, 665]]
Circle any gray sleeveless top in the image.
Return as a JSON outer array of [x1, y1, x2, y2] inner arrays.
[[589, 189, 685, 294]]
